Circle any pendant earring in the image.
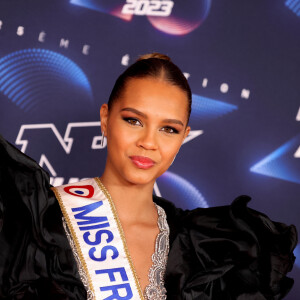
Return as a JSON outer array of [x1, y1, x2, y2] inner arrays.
[[100, 131, 105, 148]]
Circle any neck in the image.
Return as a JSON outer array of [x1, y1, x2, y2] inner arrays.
[[99, 172, 157, 225]]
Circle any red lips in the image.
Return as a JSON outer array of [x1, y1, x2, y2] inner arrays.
[[130, 156, 155, 169]]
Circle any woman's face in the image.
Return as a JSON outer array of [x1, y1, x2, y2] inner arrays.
[[100, 77, 190, 186]]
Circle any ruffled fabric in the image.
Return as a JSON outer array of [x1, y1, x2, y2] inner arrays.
[[0, 136, 86, 299], [0, 135, 298, 300], [154, 196, 297, 299]]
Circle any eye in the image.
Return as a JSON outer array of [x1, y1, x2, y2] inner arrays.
[[161, 126, 179, 134], [123, 117, 142, 126]]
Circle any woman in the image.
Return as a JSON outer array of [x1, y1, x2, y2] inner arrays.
[[0, 53, 297, 300]]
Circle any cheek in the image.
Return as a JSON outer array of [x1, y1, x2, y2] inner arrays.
[[107, 121, 135, 153], [159, 138, 182, 161]]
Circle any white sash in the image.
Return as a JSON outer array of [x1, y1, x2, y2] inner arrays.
[[52, 178, 144, 300]]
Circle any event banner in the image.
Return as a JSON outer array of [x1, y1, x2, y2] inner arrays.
[[0, 1, 299, 298]]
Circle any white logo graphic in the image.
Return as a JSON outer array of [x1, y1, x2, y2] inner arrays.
[[122, 0, 174, 17], [16, 122, 105, 154], [294, 106, 300, 158], [121, 54, 130, 66]]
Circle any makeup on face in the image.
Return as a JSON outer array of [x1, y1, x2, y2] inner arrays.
[[100, 77, 190, 185], [129, 155, 155, 170], [120, 107, 184, 136]]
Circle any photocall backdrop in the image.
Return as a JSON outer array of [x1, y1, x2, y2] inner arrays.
[[0, 0, 299, 298]]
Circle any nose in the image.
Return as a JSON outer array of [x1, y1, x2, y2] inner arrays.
[[137, 128, 158, 150]]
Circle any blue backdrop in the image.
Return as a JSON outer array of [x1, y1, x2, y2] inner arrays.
[[0, 0, 299, 298]]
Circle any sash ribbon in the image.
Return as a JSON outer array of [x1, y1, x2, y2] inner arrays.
[[52, 178, 144, 300]]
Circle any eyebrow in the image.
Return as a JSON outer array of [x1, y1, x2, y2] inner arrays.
[[120, 107, 184, 127]]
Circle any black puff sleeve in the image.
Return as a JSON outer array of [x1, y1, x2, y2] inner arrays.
[[0, 136, 86, 299], [159, 196, 297, 300]]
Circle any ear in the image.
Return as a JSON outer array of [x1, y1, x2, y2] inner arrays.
[[100, 104, 109, 135], [183, 125, 191, 143]]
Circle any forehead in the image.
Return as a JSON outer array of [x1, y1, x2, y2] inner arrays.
[[115, 77, 189, 121]]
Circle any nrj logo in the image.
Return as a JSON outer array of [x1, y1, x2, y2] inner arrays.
[[15, 122, 105, 186]]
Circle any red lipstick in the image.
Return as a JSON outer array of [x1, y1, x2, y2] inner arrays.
[[130, 156, 155, 169]]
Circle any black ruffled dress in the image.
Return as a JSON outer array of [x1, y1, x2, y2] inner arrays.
[[0, 136, 297, 300]]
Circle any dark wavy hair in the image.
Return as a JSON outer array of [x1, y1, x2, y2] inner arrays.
[[108, 53, 192, 124]]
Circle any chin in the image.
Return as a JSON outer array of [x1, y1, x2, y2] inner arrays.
[[127, 175, 155, 186], [123, 170, 157, 186]]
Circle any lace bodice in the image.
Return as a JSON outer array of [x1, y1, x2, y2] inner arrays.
[[144, 204, 170, 299]]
